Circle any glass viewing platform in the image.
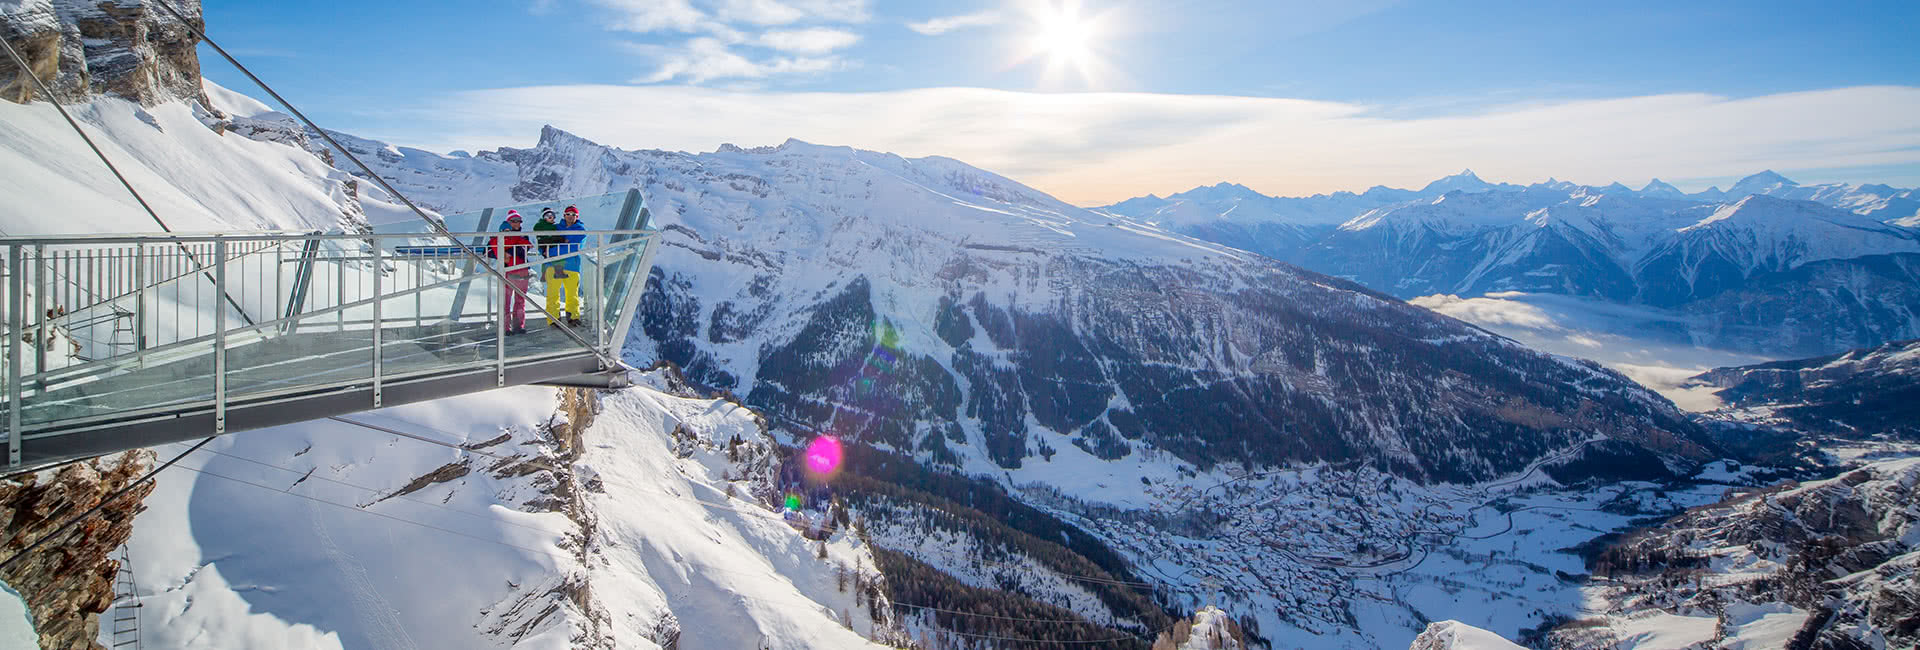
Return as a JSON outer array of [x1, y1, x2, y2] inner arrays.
[[0, 189, 660, 475]]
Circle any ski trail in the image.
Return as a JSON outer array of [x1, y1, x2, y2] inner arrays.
[[308, 493, 420, 650]]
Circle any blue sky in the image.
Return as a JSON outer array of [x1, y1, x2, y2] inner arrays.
[[200, 0, 1920, 204]]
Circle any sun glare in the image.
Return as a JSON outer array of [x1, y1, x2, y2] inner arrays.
[[1031, 5, 1093, 65], [1012, 0, 1116, 88]]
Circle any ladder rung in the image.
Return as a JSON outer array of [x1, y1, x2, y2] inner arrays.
[[113, 641, 139, 647], [114, 616, 137, 622]]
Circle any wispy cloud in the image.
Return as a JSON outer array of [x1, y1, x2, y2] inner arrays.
[[907, 10, 1004, 35], [593, 0, 707, 32], [715, 0, 870, 25], [587, 0, 869, 83], [396, 85, 1920, 205], [630, 38, 841, 83], [757, 27, 860, 54]]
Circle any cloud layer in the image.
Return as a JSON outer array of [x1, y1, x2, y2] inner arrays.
[[398, 84, 1920, 205]]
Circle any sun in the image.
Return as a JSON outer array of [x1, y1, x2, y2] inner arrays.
[[1010, 0, 1117, 88], [1030, 3, 1094, 66]]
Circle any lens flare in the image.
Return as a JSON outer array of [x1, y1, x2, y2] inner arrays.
[[805, 435, 843, 475], [784, 493, 803, 511]]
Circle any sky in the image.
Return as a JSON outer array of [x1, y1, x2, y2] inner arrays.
[[198, 0, 1920, 205]]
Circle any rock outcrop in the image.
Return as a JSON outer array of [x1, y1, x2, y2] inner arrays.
[[1, 0, 205, 106], [0, 451, 156, 650]]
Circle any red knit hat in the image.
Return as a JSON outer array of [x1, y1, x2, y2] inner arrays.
[[506, 209, 522, 221], [564, 205, 579, 216]]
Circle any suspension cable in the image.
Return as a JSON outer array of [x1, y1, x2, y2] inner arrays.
[[147, 0, 616, 369], [0, 32, 255, 326]]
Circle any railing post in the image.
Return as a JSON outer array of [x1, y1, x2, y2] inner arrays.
[[592, 233, 605, 360], [33, 244, 46, 386], [213, 238, 227, 435], [336, 244, 346, 332], [495, 234, 506, 388], [9, 245, 24, 467], [371, 238, 383, 408], [133, 242, 146, 356]]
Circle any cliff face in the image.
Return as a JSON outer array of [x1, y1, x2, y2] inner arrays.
[[1, 0, 205, 105], [0, 451, 156, 650]]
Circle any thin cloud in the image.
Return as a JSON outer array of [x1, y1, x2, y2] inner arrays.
[[908, 10, 1004, 35], [634, 38, 840, 83], [716, 0, 870, 25], [399, 85, 1920, 205], [593, 0, 868, 83], [594, 0, 707, 32], [758, 27, 860, 54]]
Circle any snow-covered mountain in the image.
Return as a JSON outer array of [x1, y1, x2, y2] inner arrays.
[[1104, 171, 1920, 357], [1693, 338, 1920, 441], [10, 4, 1911, 647], [341, 124, 1719, 484], [1548, 457, 1920, 649], [286, 119, 1767, 647]]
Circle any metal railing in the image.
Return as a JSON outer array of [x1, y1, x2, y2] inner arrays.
[[2, 190, 661, 470]]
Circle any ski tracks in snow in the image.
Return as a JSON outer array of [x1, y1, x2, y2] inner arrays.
[[307, 495, 421, 650]]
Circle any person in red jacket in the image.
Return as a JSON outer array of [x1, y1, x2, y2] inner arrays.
[[490, 210, 535, 335]]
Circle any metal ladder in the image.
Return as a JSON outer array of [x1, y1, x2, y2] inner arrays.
[[107, 545, 140, 649]]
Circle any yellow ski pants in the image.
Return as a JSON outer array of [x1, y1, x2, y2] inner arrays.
[[544, 267, 580, 323]]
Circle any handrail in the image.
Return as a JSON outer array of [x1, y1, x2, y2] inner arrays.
[[8, 233, 658, 388], [0, 229, 660, 245], [4, 225, 661, 460]]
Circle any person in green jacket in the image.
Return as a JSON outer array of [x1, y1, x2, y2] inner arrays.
[[532, 207, 562, 256]]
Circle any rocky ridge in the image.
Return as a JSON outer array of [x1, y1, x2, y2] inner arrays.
[[1553, 458, 1920, 649], [0, 451, 155, 650], [1693, 338, 1920, 441], [0, 0, 204, 106]]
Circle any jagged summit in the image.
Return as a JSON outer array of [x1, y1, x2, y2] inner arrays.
[[1727, 169, 1798, 197], [1419, 168, 1494, 194], [1639, 178, 1686, 199]]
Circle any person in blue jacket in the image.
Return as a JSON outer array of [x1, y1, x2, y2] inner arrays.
[[543, 205, 588, 327]]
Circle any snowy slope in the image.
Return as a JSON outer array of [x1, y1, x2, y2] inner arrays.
[[0, 87, 399, 236], [116, 376, 899, 650], [1407, 621, 1524, 650]]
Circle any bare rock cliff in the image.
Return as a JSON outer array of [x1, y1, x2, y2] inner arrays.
[[1, 0, 204, 105], [0, 451, 156, 650]]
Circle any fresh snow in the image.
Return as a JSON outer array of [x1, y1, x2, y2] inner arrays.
[[0, 579, 33, 649], [1409, 620, 1524, 650]]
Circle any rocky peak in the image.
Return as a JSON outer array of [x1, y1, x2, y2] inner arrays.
[[1, 0, 205, 106]]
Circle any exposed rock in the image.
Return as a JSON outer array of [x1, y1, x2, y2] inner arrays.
[[1152, 606, 1250, 650], [0, 450, 156, 650], [1563, 459, 1920, 649], [0, 0, 205, 106]]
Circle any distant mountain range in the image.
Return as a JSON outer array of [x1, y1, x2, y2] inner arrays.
[[1102, 171, 1920, 357]]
